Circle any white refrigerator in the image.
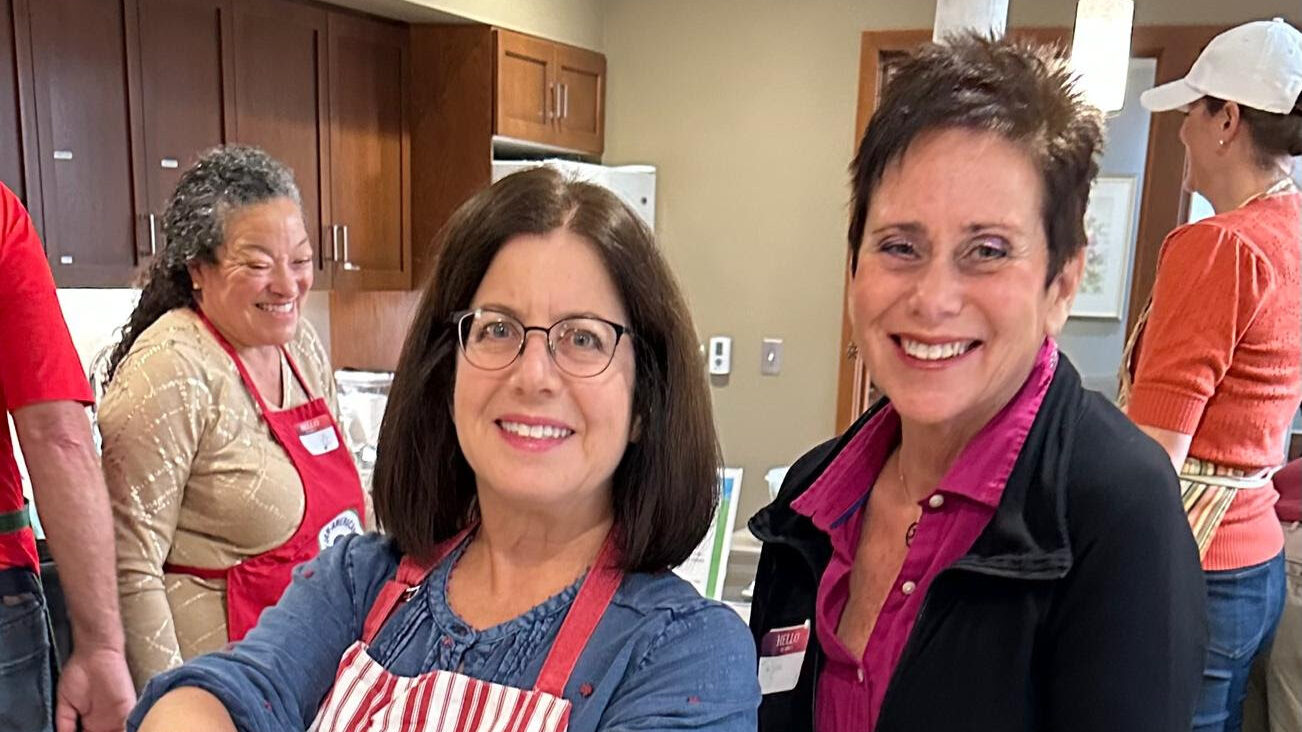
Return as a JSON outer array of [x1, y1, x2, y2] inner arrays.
[[491, 159, 657, 231]]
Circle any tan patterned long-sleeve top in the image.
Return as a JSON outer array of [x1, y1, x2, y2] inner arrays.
[[99, 307, 343, 692]]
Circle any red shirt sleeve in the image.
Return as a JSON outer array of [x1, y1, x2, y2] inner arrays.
[[0, 184, 93, 411], [1127, 221, 1273, 435]]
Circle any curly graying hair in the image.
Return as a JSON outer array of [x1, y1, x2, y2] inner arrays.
[[106, 145, 302, 382]]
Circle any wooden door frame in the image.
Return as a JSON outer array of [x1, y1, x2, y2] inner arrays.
[[835, 25, 1224, 433]]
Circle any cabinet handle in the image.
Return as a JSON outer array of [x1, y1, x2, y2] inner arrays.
[[59, 255, 73, 265], [341, 224, 360, 271], [561, 83, 569, 120], [546, 83, 556, 121], [328, 224, 340, 264], [160, 158, 179, 169], [53, 150, 73, 161], [147, 213, 158, 256]]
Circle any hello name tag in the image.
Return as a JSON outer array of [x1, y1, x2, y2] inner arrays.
[[758, 620, 810, 695], [297, 415, 340, 456]]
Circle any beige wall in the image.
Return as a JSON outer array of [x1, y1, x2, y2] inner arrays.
[[325, 0, 606, 49], [602, 0, 1302, 529]]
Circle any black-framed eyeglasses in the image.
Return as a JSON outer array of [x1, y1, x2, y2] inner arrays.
[[451, 308, 632, 378]]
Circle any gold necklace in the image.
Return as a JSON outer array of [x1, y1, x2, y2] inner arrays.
[[898, 456, 919, 547]]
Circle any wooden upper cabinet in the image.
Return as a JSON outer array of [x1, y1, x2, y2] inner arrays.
[[326, 11, 410, 290], [553, 44, 604, 154], [492, 29, 605, 156], [495, 30, 556, 144], [0, 0, 33, 212], [130, 0, 234, 261], [27, 0, 138, 286], [230, 0, 332, 288]]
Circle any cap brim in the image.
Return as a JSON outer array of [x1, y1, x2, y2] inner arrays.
[[1140, 78, 1202, 112]]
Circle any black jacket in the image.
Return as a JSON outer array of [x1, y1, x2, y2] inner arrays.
[[749, 355, 1207, 731]]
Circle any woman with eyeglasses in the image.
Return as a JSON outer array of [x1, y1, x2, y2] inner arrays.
[[127, 166, 760, 732]]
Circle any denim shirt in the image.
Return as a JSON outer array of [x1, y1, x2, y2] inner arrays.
[[127, 532, 759, 732]]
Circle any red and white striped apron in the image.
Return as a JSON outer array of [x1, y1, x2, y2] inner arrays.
[[310, 530, 622, 732]]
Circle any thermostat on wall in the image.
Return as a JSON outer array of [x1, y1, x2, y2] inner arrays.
[[707, 336, 732, 375]]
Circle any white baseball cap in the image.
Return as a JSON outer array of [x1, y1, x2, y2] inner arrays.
[[1140, 18, 1302, 114]]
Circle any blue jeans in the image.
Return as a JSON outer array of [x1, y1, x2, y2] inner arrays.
[[1193, 553, 1287, 732], [0, 569, 54, 732]]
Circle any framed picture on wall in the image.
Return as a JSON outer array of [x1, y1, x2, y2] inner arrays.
[[1072, 175, 1138, 319], [673, 468, 743, 600]]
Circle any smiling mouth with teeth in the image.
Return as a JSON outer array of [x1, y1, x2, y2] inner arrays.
[[893, 336, 980, 362], [497, 420, 575, 440], [257, 302, 295, 314]]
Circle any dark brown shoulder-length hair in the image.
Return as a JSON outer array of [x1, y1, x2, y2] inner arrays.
[[372, 166, 720, 573], [848, 33, 1103, 286]]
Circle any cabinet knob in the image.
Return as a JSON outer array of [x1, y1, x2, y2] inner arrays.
[[160, 158, 179, 169], [53, 150, 73, 161]]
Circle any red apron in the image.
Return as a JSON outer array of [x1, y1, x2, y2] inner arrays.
[[165, 311, 367, 641], [309, 529, 623, 732]]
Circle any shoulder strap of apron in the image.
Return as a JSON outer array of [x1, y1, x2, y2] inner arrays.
[[533, 532, 623, 697], [192, 308, 315, 411], [361, 527, 474, 644]]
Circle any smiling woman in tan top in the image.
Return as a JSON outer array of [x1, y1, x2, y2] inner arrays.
[[98, 146, 368, 692]]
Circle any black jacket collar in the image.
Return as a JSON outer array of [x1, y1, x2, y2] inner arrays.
[[749, 354, 1087, 582]]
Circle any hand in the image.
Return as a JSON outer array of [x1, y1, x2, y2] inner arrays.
[[55, 645, 136, 732]]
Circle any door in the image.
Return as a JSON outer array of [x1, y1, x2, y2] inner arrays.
[[27, 0, 138, 286], [327, 11, 409, 290], [553, 44, 604, 155], [495, 29, 556, 145], [131, 0, 233, 263], [231, 0, 332, 288]]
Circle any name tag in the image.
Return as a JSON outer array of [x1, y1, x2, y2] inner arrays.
[[297, 415, 340, 456], [318, 509, 363, 550], [758, 620, 810, 695]]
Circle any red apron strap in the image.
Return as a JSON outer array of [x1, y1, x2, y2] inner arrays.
[[534, 532, 623, 697], [193, 308, 276, 414], [280, 344, 318, 401], [360, 527, 474, 645]]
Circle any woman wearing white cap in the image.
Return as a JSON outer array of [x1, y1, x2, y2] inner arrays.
[[1125, 17, 1302, 732]]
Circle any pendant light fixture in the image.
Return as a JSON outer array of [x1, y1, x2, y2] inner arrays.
[[932, 0, 1010, 42], [1070, 0, 1135, 111]]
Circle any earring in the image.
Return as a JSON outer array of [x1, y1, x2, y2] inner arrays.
[[1218, 139, 1225, 147]]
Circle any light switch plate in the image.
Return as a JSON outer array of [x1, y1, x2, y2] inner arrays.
[[761, 338, 783, 376]]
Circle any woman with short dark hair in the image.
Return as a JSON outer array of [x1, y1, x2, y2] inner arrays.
[[750, 34, 1206, 731], [1124, 18, 1302, 732], [128, 166, 760, 731]]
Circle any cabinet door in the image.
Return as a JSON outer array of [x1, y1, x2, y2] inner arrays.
[[132, 0, 233, 261], [327, 11, 409, 290], [28, 0, 138, 286], [495, 30, 556, 145], [554, 44, 604, 155], [231, 0, 332, 288], [0, 0, 32, 210]]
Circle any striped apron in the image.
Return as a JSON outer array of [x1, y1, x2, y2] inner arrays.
[[310, 531, 622, 732], [1120, 301, 1282, 558]]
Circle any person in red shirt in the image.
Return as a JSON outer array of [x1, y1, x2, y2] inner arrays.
[[0, 182, 134, 731]]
